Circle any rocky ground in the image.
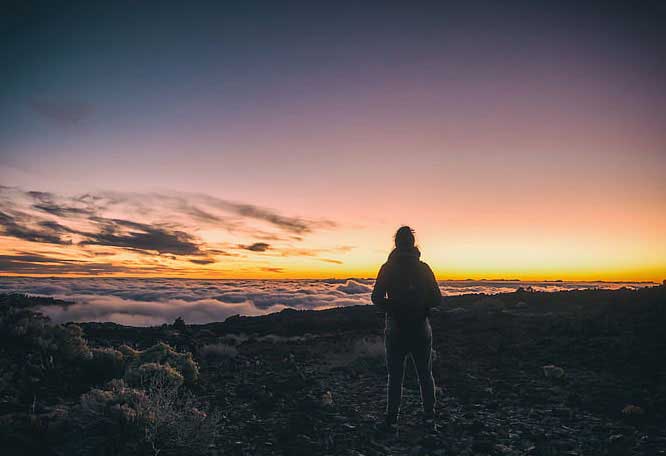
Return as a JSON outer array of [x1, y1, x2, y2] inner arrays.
[[2, 286, 665, 455]]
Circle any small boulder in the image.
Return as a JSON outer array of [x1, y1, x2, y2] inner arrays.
[[542, 365, 565, 379], [495, 444, 513, 454], [608, 434, 631, 456], [321, 390, 333, 407], [173, 316, 186, 332]]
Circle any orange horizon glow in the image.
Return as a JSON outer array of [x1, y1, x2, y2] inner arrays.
[[0, 274, 662, 282], [2, 233, 664, 283], [1, 184, 665, 283]]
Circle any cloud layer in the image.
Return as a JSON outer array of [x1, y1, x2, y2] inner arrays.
[[0, 277, 654, 326]]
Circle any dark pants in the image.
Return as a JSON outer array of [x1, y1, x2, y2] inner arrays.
[[384, 319, 435, 422]]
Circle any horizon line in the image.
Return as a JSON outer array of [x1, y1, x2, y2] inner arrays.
[[0, 274, 660, 284]]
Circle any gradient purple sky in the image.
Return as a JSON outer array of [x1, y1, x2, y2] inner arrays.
[[1, 1, 665, 280]]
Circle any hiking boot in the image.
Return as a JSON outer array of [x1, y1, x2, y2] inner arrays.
[[424, 416, 438, 435]]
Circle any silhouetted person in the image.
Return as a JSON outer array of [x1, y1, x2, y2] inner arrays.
[[371, 226, 441, 436]]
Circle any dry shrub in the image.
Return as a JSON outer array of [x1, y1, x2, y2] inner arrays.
[[90, 347, 125, 379], [0, 303, 93, 402], [88, 343, 198, 388], [353, 335, 385, 359], [79, 373, 220, 455], [80, 378, 148, 419], [128, 342, 199, 384]]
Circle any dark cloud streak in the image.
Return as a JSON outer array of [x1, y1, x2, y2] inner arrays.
[[239, 242, 270, 252], [0, 253, 129, 275], [200, 194, 336, 235], [0, 187, 342, 271], [81, 218, 203, 256], [0, 210, 72, 245]]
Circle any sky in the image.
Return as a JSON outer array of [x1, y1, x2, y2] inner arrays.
[[1, 1, 665, 281]]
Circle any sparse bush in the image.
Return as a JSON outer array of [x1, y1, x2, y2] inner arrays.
[[220, 333, 249, 345], [78, 373, 220, 455], [125, 362, 184, 389], [1, 296, 200, 408], [172, 316, 187, 332], [0, 300, 93, 402], [128, 342, 199, 384], [56, 324, 93, 361], [91, 342, 199, 387], [0, 295, 212, 455], [200, 342, 238, 361], [90, 347, 126, 380], [80, 378, 148, 420]]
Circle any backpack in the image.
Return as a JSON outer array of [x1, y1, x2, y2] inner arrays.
[[388, 261, 429, 327]]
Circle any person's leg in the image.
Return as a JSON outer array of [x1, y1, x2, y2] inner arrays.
[[385, 331, 407, 423], [411, 322, 435, 419]]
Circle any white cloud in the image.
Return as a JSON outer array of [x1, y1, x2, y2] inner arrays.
[[336, 280, 372, 294], [0, 277, 653, 326]]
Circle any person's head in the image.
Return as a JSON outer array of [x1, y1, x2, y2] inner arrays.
[[394, 226, 415, 250]]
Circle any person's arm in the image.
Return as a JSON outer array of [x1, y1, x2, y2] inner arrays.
[[424, 264, 442, 309], [371, 263, 390, 311]]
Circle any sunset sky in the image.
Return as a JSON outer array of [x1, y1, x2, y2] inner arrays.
[[1, 1, 665, 281]]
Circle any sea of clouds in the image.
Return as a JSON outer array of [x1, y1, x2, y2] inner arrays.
[[0, 277, 655, 326]]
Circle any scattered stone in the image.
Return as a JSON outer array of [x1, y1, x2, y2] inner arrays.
[[495, 443, 513, 454], [621, 404, 644, 415]]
